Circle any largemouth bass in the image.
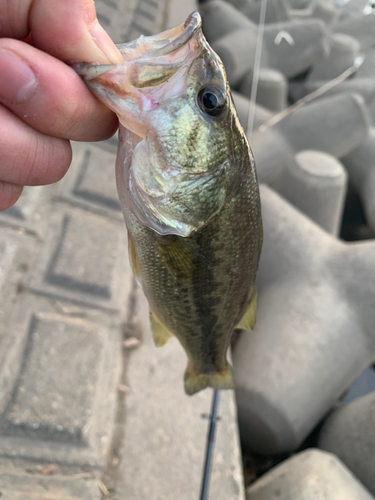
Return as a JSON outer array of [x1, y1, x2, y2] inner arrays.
[[76, 12, 262, 395]]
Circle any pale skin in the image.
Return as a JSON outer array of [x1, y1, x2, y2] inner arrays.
[[0, 0, 124, 210]]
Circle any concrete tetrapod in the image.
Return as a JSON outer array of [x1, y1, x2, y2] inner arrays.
[[333, 12, 375, 51], [342, 128, 375, 232], [275, 150, 348, 235], [246, 449, 375, 500], [288, 0, 338, 24], [200, 0, 253, 44], [200, 0, 329, 86], [251, 92, 370, 184], [239, 69, 288, 111], [235, 0, 291, 24], [318, 392, 375, 495], [289, 38, 375, 104], [233, 185, 375, 455], [231, 91, 274, 130]]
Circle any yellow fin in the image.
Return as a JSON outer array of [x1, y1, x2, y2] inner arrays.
[[128, 232, 140, 279], [184, 365, 234, 396], [236, 287, 258, 331], [150, 312, 173, 348]]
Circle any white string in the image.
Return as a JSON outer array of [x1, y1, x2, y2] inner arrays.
[[246, 0, 269, 140]]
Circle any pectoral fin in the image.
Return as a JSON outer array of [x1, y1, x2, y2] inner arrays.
[[236, 287, 258, 331], [150, 311, 173, 347], [156, 236, 196, 279]]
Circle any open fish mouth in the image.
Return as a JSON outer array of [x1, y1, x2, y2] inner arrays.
[[75, 12, 202, 81], [74, 12, 207, 137]]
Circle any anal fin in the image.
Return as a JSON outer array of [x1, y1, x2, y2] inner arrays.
[[236, 287, 258, 331], [150, 311, 173, 348]]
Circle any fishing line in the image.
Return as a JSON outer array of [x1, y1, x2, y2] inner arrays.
[[257, 55, 365, 133], [199, 389, 220, 500], [246, 0, 269, 140]]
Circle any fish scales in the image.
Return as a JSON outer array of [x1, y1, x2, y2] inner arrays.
[[75, 12, 262, 395]]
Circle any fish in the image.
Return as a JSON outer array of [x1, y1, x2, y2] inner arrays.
[[75, 12, 262, 395]]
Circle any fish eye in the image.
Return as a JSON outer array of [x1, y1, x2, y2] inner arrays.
[[197, 86, 226, 117]]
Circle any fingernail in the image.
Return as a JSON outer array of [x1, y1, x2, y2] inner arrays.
[[0, 49, 37, 103], [90, 22, 123, 64]]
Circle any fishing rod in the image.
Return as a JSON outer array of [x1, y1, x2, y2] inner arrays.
[[199, 389, 220, 500]]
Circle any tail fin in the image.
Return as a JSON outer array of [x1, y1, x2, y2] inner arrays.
[[184, 364, 234, 396]]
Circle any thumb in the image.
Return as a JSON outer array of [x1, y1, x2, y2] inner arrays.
[[30, 0, 123, 64]]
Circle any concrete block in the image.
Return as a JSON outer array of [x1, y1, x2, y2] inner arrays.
[[233, 185, 375, 455], [231, 91, 274, 130], [343, 366, 375, 403], [263, 19, 329, 78], [288, 36, 375, 104], [239, 68, 288, 111], [239, 0, 290, 24], [339, 0, 369, 18], [273, 93, 370, 158], [127, 0, 167, 39], [308, 33, 360, 81], [370, 95, 375, 123], [333, 13, 375, 51], [0, 232, 20, 327], [319, 393, 375, 494], [251, 125, 296, 183], [287, 0, 314, 8], [275, 150, 348, 235], [0, 244, 29, 416], [211, 28, 260, 86], [0, 296, 121, 467], [27, 206, 131, 312], [0, 469, 101, 500], [289, 0, 337, 24], [312, 0, 338, 23], [202, 3, 329, 84], [246, 449, 375, 500], [200, 0, 253, 44], [95, 0, 135, 41], [114, 287, 245, 500], [0, 185, 56, 237], [252, 93, 370, 187], [59, 140, 122, 219], [342, 128, 375, 231], [289, 76, 375, 105], [166, 0, 197, 29]]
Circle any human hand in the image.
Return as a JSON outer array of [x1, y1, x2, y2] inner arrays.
[[0, 0, 123, 210]]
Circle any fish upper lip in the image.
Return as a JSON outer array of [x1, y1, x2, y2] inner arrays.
[[74, 12, 202, 80], [134, 11, 201, 60]]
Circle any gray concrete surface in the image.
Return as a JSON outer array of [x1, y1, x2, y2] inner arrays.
[[202, 0, 329, 85], [239, 68, 288, 111], [342, 128, 375, 232], [246, 449, 375, 500], [275, 150, 348, 235], [251, 93, 370, 187], [319, 392, 375, 495]]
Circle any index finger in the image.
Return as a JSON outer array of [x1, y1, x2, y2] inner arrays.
[[0, 0, 123, 64]]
